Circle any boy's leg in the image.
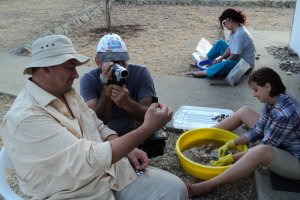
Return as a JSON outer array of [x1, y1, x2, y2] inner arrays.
[[114, 166, 188, 200]]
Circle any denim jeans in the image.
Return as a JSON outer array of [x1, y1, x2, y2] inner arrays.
[[206, 40, 239, 78]]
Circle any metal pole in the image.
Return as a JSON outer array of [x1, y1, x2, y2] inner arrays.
[[106, 0, 112, 33]]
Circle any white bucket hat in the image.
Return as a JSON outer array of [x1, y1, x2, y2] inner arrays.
[[24, 35, 89, 75], [96, 33, 129, 62]]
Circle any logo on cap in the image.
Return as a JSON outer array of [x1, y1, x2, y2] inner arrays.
[[107, 38, 122, 49]]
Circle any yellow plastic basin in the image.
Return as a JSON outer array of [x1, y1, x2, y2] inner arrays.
[[176, 128, 248, 180]]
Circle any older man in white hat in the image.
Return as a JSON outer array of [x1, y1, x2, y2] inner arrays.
[[2, 35, 188, 200]]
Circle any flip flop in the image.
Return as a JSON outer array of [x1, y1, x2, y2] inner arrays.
[[185, 73, 198, 78], [190, 63, 198, 69]]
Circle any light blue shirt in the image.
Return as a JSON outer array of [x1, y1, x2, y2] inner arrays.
[[229, 25, 255, 67]]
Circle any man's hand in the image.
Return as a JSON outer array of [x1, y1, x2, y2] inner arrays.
[[210, 154, 234, 167], [218, 139, 236, 157], [110, 84, 130, 108], [109, 103, 172, 165], [141, 103, 173, 134], [100, 62, 114, 80], [127, 148, 149, 170], [102, 84, 112, 99]]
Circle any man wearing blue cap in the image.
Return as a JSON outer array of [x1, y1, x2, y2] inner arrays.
[[80, 33, 167, 158]]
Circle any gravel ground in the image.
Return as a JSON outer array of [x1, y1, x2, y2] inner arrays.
[[0, 94, 256, 200], [266, 46, 300, 74], [0, 1, 295, 199]]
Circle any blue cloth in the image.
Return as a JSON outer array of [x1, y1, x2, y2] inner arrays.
[[245, 92, 300, 161], [80, 64, 156, 135], [206, 39, 228, 59], [206, 40, 239, 78]]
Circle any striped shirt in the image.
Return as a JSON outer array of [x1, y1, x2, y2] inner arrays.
[[245, 92, 300, 161]]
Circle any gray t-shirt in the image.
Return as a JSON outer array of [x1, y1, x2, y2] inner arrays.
[[229, 25, 255, 67], [80, 64, 156, 135]]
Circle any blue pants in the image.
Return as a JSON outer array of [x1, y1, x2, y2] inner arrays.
[[206, 40, 239, 78]]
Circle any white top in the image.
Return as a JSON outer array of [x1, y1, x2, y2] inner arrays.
[[2, 79, 136, 199], [229, 25, 255, 67]]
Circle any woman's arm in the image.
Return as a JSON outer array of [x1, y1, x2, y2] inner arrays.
[[234, 134, 250, 146], [214, 47, 231, 64], [226, 53, 239, 61]]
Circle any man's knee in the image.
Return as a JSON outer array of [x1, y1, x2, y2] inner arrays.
[[162, 175, 188, 200], [148, 168, 188, 200]]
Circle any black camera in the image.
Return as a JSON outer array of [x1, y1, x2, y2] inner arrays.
[[108, 63, 128, 86]]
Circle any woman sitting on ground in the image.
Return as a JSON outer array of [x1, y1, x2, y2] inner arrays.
[[186, 8, 255, 78], [187, 67, 300, 198]]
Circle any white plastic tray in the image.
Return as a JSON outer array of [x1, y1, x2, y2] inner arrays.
[[173, 106, 234, 130]]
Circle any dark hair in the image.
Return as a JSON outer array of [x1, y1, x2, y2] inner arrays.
[[219, 8, 246, 28], [248, 67, 286, 97]]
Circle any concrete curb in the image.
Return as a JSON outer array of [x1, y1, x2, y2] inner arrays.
[[255, 169, 300, 200], [121, 0, 296, 8]]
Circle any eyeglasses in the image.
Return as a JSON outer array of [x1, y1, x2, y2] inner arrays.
[[222, 18, 230, 25]]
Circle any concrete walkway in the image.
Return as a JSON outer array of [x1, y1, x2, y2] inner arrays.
[[0, 28, 299, 200]]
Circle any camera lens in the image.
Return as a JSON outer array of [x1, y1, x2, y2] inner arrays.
[[120, 70, 128, 78]]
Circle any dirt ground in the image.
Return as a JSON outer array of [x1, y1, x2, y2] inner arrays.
[[0, 0, 98, 51], [0, 0, 295, 199], [0, 1, 294, 75], [71, 4, 294, 76]]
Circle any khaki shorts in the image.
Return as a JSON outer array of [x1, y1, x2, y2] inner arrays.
[[266, 147, 300, 180], [114, 166, 188, 200]]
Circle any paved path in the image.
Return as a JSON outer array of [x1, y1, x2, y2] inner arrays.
[[1, 29, 299, 112]]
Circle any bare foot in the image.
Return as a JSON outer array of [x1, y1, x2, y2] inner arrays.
[[185, 70, 207, 78], [186, 182, 215, 198], [185, 72, 207, 78]]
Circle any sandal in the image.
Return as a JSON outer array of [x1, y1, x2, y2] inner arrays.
[[190, 63, 198, 69], [185, 73, 198, 78]]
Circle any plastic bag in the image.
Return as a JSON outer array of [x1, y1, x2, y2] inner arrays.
[[225, 59, 251, 86], [192, 38, 212, 62]]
